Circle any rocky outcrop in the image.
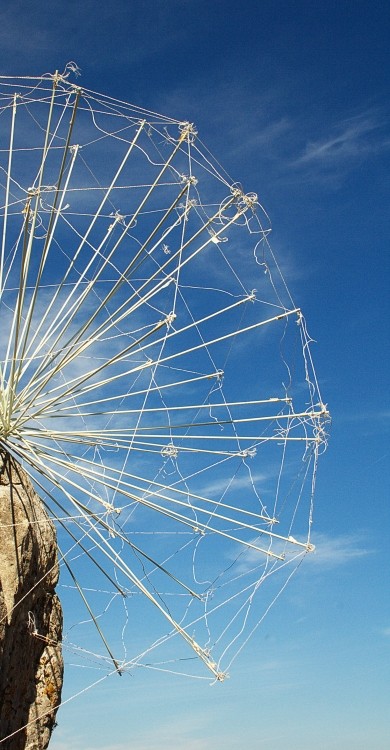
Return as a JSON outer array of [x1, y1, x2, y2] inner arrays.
[[0, 450, 63, 749]]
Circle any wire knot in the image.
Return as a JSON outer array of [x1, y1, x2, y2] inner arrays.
[[178, 122, 197, 143], [238, 447, 257, 458], [161, 443, 178, 458]]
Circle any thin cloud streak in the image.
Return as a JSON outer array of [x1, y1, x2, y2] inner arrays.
[[307, 531, 372, 567], [291, 111, 389, 168], [234, 530, 372, 577]]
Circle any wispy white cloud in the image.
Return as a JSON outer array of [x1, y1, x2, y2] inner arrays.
[[184, 85, 389, 186], [232, 530, 372, 578], [291, 111, 389, 170], [165, 78, 390, 198], [307, 531, 372, 568], [194, 470, 269, 499]]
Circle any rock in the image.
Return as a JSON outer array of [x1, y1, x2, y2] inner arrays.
[[0, 450, 63, 749]]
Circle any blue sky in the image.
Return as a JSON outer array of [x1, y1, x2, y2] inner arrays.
[[0, 1, 389, 748]]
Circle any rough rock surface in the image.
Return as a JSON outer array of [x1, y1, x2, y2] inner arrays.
[[0, 450, 63, 749]]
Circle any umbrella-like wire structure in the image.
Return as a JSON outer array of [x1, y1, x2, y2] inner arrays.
[[0, 64, 329, 744]]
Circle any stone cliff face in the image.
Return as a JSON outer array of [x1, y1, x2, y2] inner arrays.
[[0, 451, 63, 749]]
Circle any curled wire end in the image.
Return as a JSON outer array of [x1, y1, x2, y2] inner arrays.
[[60, 62, 82, 80]]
